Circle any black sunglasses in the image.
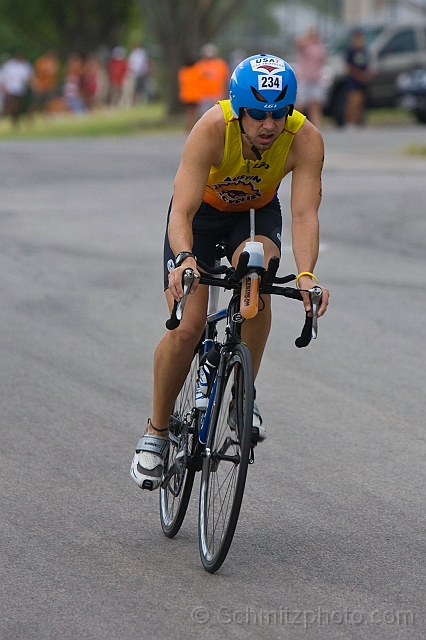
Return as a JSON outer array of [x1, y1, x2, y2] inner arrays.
[[245, 107, 289, 121]]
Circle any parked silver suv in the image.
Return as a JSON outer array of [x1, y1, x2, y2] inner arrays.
[[324, 22, 426, 125]]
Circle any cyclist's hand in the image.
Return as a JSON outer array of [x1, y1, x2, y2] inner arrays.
[[168, 259, 200, 301], [297, 275, 329, 317]]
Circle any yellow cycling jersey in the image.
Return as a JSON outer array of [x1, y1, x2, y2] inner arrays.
[[203, 99, 306, 212]]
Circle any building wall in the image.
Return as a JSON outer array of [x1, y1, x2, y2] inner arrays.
[[342, 0, 392, 24], [342, 0, 373, 24]]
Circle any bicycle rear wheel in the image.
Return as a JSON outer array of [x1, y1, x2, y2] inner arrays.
[[160, 352, 200, 538], [198, 343, 254, 572]]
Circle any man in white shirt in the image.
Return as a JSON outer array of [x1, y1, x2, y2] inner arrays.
[[0, 52, 33, 126], [127, 46, 149, 104]]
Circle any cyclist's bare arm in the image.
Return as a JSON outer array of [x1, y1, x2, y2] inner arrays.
[[286, 120, 329, 316], [168, 106, 226, 301]]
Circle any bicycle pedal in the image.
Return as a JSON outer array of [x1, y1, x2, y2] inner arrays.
[[251, 426, 260, 446], [142, 479, 154, 491]]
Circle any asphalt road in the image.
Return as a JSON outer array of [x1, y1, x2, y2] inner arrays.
[[1, 124, 426, 640]]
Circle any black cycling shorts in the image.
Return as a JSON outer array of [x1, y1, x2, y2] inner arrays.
[[163, 198, 282, 289]]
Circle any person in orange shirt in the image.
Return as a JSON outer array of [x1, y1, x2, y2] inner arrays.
[[195, 44, 229, 115], [178, 57, 203, 132], [30, 49, 60, 112]]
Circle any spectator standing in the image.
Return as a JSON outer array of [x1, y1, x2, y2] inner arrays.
[[195, 43, 229, 115], [145, 57, 158, 102], [178, 57, 203, 132], [30, 48, 60, 113], [81, 53, 104, 110], [63, 53, 86, 113], [127, 45, 149, 104], [0, 52, 33, 126], [0, 54, 8, 114], [107, 46, 128, 107], [294, 27, 327, 129], [344, 30, 372, 127]]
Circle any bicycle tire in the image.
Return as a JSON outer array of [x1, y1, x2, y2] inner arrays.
[[159, 352, 200, 537], [198, 343, 254, 573]]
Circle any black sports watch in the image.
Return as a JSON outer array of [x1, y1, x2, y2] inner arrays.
[[174, 251, 195, 268]]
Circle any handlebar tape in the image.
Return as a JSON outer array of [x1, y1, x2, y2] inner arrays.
[[232, 251, 250, 282], [263, 256, 280, 285], [295, 313, 313, 348], [274, 273, 297, 284]]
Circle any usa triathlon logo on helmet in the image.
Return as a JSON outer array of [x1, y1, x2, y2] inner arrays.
[[251, 56, 286, 73], [229, 54, 297, 118], [252, 57, 285, 92]]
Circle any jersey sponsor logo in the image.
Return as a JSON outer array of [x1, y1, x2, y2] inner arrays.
[[213, 177, 262, 205], [251, 57, 286, 73]]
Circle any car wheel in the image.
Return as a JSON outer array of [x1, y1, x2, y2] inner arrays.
[[413, 110, 426, 124]]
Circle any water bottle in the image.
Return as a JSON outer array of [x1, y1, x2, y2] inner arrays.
[[240, 271, 260, 319], [240, 240, 263, 319], [195, 344, 221, 409]]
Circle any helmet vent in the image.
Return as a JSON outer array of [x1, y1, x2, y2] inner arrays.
[[250, 86, 268, 102], [276, 85, 288, 101]]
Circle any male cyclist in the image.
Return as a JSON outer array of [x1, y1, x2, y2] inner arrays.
[[131, 54, 329, 490]]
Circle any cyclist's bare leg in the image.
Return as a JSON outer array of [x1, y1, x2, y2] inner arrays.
[[232, 235, 279, 379], [344, 89, 365, 125], [241, 294, 272, 378], [148, 285, 209, 435]]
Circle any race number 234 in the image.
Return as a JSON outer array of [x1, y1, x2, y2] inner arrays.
[[258, 75, 283, 90]]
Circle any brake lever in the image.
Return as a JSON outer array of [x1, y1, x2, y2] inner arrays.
[[309, 286, 322, 339], [176, 268, 196, 320]]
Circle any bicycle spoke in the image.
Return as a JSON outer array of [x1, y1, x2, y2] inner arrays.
[[198, 344, 254, 572], [206, 463, 238, 553], [160, 354, 199, 537]]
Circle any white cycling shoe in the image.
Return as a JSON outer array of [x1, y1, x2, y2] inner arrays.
[[228, 401, 267, 443], [252, 402, 267, 442], [130, 433, 169, 491]]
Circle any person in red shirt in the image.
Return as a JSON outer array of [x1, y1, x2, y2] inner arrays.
[[107, 46, 128, 107], [81, 54, 103, 110]]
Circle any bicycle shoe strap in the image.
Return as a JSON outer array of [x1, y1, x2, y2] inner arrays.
[[135, 434, 169, 456]]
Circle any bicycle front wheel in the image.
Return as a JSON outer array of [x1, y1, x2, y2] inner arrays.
[[198, 343, 254, 573], [160, 352, 200, 538]]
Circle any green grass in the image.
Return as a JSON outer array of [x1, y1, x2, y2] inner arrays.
[[0, 102, 182, 140], [404, 143, 426, 155], [366, 107, 415, 126], [0, 103, 419, 140]]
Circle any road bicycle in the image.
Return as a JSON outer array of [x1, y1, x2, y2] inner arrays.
[[159, 239, 322, 573]]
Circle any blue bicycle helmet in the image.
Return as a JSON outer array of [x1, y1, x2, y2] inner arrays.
[[229, 54, 297, 118]]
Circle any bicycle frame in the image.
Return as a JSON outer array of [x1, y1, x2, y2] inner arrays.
[[197, 271, 246, 445], [161, 249, 323, 572]]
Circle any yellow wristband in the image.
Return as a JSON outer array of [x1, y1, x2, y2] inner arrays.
[[296, 271, 318, 289]]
